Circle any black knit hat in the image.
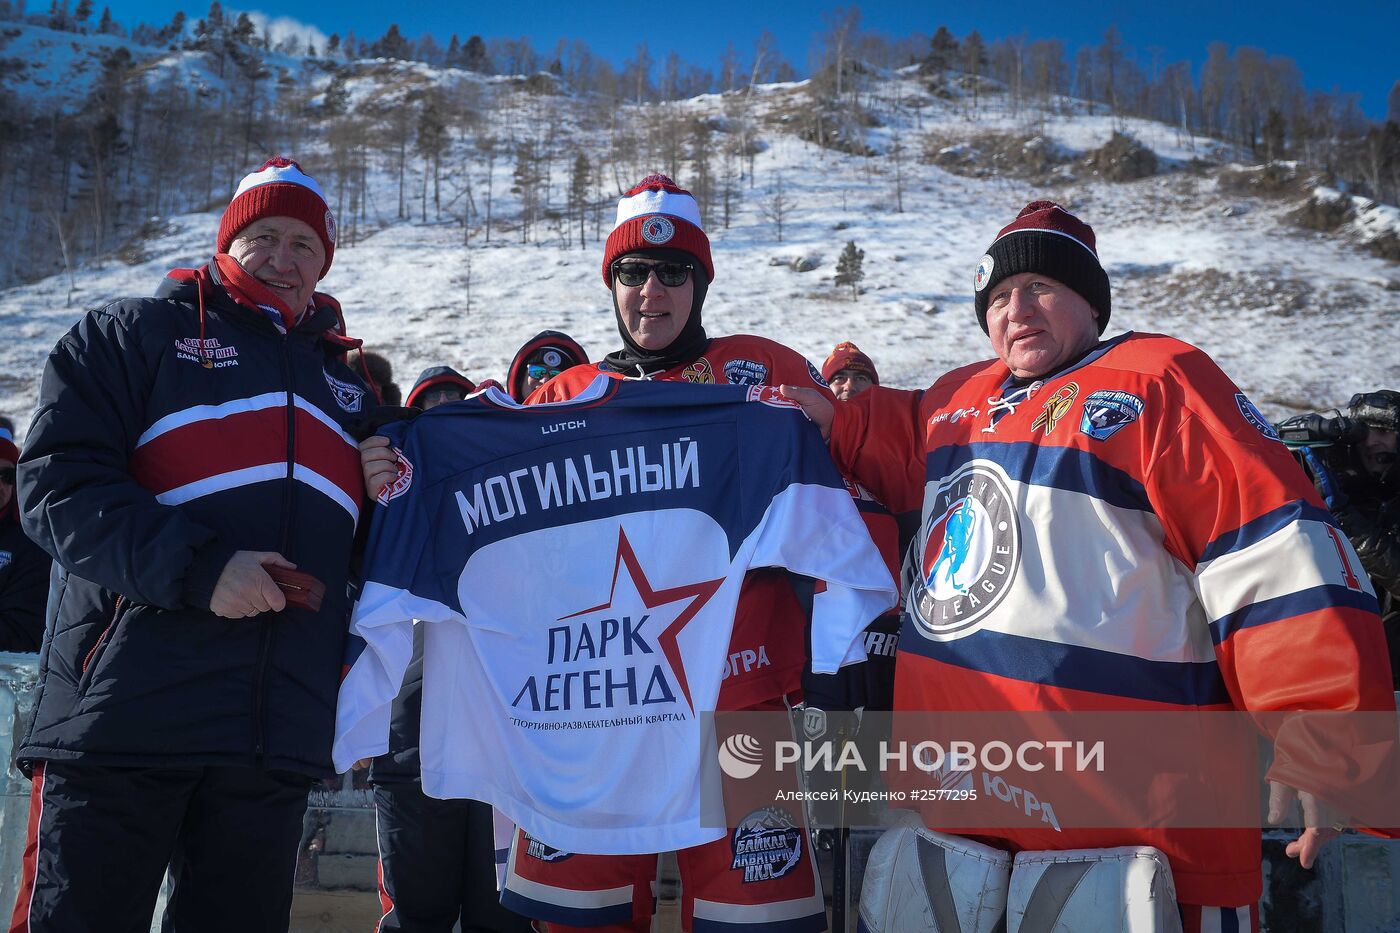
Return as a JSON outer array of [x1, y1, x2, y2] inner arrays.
[[973, 200, 1111, 334]]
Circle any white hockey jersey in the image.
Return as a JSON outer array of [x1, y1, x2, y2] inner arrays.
[[334, 376, 897, 854]]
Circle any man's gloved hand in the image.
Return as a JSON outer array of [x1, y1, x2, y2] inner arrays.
[[1301, 446, 1349, 510]]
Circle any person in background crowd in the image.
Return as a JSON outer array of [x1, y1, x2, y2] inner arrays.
[[406, 366, 477, 410], [9, 157, 368, 933], [782, 200, 1394, 933], [822, 341, 879, 401], [506, 330, 589, 402], [349, 348, 403, 407], [1303, 390, 1400, 684], [363, 174, 850, 933], [0, 428, 51, 652]]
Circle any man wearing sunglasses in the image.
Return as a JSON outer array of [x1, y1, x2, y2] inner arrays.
[[407, 366, 478, 410], [0, 429, 51, 652], [506, 330, 589, 402], [361, 174, 844, 932]]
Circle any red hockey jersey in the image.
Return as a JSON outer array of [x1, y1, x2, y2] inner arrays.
[[828, 331, 1394, 906]]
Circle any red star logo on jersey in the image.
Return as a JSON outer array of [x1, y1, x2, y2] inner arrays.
[[559, 527, 723, 712]]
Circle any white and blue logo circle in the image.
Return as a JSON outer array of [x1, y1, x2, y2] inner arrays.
[[911, 463, 1020, 640], [974, 254, 995, 292], [640, 216, 675, 245], [1235, 393, 1281, 441]]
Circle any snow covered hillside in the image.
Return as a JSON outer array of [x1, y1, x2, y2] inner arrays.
[[1, 59, 1397, 438]]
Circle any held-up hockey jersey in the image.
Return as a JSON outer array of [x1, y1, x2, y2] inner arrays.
[[532, 334, 836, 710], [829, 331, 1394, 907], [334, 376, 897, 855]]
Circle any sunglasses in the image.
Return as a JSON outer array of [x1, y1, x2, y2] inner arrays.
[[527, 364, 563, 381], [423, 387, 466, 404], [612, 261, 693, 288], [0, 467, 14, 485]]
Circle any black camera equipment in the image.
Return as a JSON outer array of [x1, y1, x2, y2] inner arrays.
[[1275, 412, 1370, 450]]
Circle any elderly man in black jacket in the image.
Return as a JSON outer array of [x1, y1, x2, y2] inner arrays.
[[10, 157, 368, 933]]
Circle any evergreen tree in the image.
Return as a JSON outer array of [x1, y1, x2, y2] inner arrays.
[[72, 0, 90, 30], [927, 25, 958, 75], [375, 24, 410, 61], [568, 151, 591, 248], [462, 34, 489, 72], [444, 34, 460, 68], [834, 240, 864, 300], [163, 10, 184, 46], [229, 11, 254, 46]]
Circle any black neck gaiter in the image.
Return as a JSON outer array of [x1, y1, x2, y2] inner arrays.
[[602, 248, 710, 377]]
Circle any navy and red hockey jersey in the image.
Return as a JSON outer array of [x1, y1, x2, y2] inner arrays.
[[334, 377, 896, 855]]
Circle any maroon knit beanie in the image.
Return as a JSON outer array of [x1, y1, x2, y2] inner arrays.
[[216, 157, 337, 278], [973, 200, 1111, 334]]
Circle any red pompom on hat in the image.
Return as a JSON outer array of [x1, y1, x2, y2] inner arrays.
[[602, 174, 714, 286], [216, 157, 337, 279], [821, 341, 879, 385], [972, 200, 1111, 334]]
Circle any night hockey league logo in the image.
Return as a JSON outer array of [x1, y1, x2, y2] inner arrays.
[[730, 807, 803, 883], [723, 358, 769, 386], [1235, 393, 1282, 441], [911, 463, 1021, 639], [1079, 389, 1145, 441]]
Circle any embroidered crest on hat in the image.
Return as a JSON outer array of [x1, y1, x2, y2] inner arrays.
[[641, 216, 675, 245], [324, 209, 337, 245], [541, 349, 564, 368], [974, 254, 995, 292]]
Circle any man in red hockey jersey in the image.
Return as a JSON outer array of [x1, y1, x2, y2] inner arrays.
[[781, 200, 1395, 933]]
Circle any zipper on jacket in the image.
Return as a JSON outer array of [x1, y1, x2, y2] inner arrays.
[[81, 595, 124, 674], [252, 336, 298, 763]]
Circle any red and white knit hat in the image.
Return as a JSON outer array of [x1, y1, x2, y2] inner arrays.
[[602, 174, 713, 286], [973, 200, 1111, 334], [216, 157, 337, 278]]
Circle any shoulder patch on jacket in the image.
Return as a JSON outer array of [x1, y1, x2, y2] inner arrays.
[[326, 370, 365, 413]]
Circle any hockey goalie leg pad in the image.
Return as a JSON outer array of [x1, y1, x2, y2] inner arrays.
[[857, 812, 1011, 933], [1008, 846, 1182, 933]]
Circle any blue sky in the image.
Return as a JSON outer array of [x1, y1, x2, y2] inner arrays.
[[96, 0, 1399, 118]]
